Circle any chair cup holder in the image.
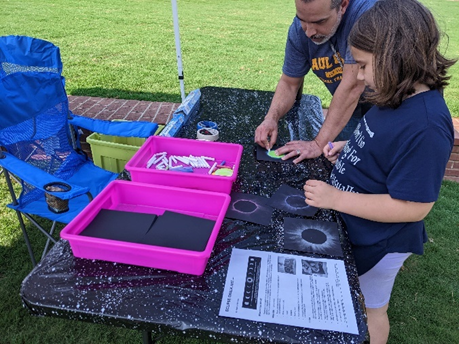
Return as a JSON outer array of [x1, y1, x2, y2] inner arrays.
[[44, 182, 71, 214]]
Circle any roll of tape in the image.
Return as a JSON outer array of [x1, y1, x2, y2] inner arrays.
[[197, 128, 219, 141], [197, 120, 218, 130]]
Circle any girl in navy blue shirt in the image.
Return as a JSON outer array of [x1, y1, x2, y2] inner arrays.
[[303, 0, 456, 342]]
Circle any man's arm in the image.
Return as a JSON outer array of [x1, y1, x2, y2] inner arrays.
[[276, 63, 365, 163], [254, 73, 304, 150], [314, 63, 365, 148]]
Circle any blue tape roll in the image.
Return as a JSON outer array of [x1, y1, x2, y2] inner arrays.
[[197, 120, 218, 130]]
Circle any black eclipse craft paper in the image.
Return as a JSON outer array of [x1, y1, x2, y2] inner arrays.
[[255, 144, 295, 164], [225, 192, 273, 226], [268, 184, 318, 217], [283, 218, 343, 257], [80, 209, 158, 243]]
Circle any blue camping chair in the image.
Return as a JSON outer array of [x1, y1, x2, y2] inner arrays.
[[0, 35, 63, 78], [0, 35, 159, 144], [0, 72, 158, 266], [0, 36, 159, 266]]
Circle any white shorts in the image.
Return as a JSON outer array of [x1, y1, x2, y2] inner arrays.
[[358, 252, 412, 309]]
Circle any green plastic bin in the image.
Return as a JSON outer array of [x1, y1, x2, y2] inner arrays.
[[87, 125, 164, 173]]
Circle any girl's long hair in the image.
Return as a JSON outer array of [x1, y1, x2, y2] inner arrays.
[[349, 0, 456, 108]]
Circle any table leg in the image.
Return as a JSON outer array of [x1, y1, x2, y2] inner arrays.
[[142, 330, 153, 344]]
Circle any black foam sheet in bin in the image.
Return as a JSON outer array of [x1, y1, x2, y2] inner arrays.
[[144, 210, 215, 252], [79, 209, 158, 243]]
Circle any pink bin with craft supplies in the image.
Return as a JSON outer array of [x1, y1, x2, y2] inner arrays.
[[60, 180, 231, 275], [125, 136, 243, 194]]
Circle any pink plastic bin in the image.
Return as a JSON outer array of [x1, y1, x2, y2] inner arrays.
[[125, 136, 243, 194], [60, 180, 231, 275]]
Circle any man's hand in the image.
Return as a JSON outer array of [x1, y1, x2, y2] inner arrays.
[[275, 140, 322, 163], [254, 118, 279, 150]]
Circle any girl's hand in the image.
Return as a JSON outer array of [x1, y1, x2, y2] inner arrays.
[[323, 141, 347, 164], [303, 179, 338, 209]]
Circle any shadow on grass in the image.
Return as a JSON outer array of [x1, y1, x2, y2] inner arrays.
[[69, 88, 182, 103]]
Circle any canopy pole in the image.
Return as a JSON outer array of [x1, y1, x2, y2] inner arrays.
[[171, 0, 186, 102]]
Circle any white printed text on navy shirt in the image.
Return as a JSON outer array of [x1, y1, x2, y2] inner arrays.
[[330, 118, 374, 192]]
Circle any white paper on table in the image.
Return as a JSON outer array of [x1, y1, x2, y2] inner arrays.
[[219, 248, 358, 335]]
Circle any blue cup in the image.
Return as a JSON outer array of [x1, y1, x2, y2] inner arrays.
[[197, 120, 218, 130]]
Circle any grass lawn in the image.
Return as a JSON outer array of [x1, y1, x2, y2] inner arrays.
[[0, 1, 458, 343]]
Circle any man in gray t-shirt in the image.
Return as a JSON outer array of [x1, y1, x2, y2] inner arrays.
[[254, 0, 376, 163]]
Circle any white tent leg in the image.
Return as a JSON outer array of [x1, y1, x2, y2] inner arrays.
[[171, 0, 186, 102]]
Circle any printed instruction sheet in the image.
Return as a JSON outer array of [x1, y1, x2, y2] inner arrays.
[[219, 248, 358, 334]]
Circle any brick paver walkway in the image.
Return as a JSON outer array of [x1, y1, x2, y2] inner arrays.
[[68, 96, 179, 124], [68, 95, 179, 158], [454, 117, 459, 133]]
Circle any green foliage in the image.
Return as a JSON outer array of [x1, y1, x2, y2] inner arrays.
[[0, 1, 458, 343]]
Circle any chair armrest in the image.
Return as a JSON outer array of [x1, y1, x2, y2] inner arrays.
[[68, 113, 158, 138], [0, 152, 89, 200]]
